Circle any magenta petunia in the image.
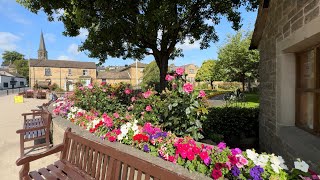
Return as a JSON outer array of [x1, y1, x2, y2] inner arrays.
[[176, 67, 185, 75], [183, 83, 194, 94]]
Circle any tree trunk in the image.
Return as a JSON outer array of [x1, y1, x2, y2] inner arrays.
[[241, 76, 245, 92], [210, 80, 214, 90], [154, 54, 169, 92]]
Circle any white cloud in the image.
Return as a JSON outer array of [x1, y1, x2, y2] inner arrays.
[[0, 1, 32, 25], [0, 32, 20, 51], [78, 28, 88, 40], [44, 33, 56, 43], [57, 55, 72, 60], [67, 43, 80, 55], [177, 39, 200, 51]]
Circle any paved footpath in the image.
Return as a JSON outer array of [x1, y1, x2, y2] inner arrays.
[[0, 94, 59, 179]]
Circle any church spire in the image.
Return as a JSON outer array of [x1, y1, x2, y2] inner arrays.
[[38, 31, 48, 60]]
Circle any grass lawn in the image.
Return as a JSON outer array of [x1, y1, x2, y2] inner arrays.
[[227, 93, 259, 108]]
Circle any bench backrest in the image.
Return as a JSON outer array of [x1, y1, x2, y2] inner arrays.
[[60, 129, 189, 180]]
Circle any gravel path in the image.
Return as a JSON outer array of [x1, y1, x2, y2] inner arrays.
[[207, 94, 226, 107], [0, 94, 59, 179]]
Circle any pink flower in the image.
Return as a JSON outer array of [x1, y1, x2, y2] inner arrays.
[[199, 151, 209, 161], [212, 169, 222, 180], [180, 151, 187, 159], [79, 86, 84, 91], [102, 89, 106, 92], [113, 112, 120, 118], [183, 83, 193, 94], [187, 150, 195, 161], [198, 90, 206, 98], [102, 113, 113, 128], [125, 115, 132, 120], [142, 90, 152, 98], [231, 148, 242, 156], [176, 67, 184, 75], [88, 84, 93, 89], [192, 146, 201, 154], [100, 82, 106, 86], [145, 105, 152, 112], [131, 96, 136, 102], [165, 74, 174, 81], [217, 142, 226, 150], [124, 88, 131, 95], [236, 154, 248, 168]]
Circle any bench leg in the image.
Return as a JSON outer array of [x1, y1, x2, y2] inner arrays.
[[20, 134, 24, 157], [19, 163, 30, 180]]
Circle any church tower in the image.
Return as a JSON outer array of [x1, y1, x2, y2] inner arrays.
[[38, 31, 48, 60]]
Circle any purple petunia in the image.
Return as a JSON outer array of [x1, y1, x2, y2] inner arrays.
[[250, 165, 264, 180], [203, 157, 211, 166], [143, 144, 150, 152], [231, 166, 240, 177]]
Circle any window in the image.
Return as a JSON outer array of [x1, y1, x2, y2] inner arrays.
[[68, 69, 72, 76], [20, 81, 24, 86], [189, 69, 194, 74], [83, 69, 88, 76], [102, 79, 106, 82], [296, 46, 320, 135], [3, 82, 8, 88], [45, 68, 51, 76]]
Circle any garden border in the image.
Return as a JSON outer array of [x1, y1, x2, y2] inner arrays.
[[48, 105, 211, 180]]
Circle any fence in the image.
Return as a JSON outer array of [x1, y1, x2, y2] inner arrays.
[[0, 87, 30, 97]]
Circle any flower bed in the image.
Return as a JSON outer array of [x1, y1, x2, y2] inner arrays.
[[52, 68, 319, 180]]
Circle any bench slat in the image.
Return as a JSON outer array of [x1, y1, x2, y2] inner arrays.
[[137, 170, 142, 180], [38, 168, 56, 180], [100, 155, 109, 180], [114, 159, 122, 180], [95, 152, 103, 180], [29, 171, 44, 180], [129, 166, 135, 180], [54, 160, 85, 179], [91, 150, 99, 177], [46, 164, 67, 180], [105, 157, 115, 180]]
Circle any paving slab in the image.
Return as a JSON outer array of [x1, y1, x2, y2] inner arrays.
[[0, 94, 59, 179]]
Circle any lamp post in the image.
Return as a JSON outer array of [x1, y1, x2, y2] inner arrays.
[[135, 59, 138, 87]]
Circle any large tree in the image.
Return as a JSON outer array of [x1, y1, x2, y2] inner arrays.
[[195, 59, 218, 89], [18, 0, 258, 90], [1, 51, 24, 66], [141, 61, 160, 90], [14, 59, 29, 80], [216, 31, 259, 91]]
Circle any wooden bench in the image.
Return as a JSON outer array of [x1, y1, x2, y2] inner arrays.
[[16, 110, 51, 157], [16, 128, 190, 180], [36, 91, 46, 99], [25, 91, 34, 98]]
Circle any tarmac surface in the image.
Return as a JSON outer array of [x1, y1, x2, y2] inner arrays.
[[0, 94, 59, 179]]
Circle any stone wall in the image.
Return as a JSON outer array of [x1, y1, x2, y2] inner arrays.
[[48, 105, 211, 180], [258, 0, 320, 169]]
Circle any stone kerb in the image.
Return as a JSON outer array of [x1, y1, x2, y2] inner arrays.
[[48, 105, 211, 180]]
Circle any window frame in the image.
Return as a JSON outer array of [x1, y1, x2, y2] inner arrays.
[[68, 68, 72, 76], [83, 69, 88, 76], [44, 68, 51, 76], [296, 45, 320, 135]]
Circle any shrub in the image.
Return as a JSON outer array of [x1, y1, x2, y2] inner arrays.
[[218, 82, 241, 90], [204, 107, 259, 147]]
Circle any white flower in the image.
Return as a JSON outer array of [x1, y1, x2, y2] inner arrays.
[[117, 134, 124, 141], [294, 159, 309, 173], [246, 149, 258, 162], [271, 164, 281, 174], [256, 154, 269, 167]]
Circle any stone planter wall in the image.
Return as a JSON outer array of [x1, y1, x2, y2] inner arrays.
[[48, 106, 211, 180]]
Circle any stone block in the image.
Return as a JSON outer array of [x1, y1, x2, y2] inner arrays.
[[304, 0, 319, 14], [291, 17, 304, 32], [305, 7, 320, 24], [290, 10, 303, 23]]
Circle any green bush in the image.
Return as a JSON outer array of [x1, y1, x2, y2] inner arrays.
[[203, 107, 259, 147]]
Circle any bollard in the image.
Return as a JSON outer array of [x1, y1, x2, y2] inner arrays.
[[7, 90, 8, 95]]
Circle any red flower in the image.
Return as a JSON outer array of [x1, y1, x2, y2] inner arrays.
[[89, 128, 96, 133], [100, 82, 106, 86], [124, 88, 131, 95], [212, 169, 222, 179], [108, 136, 116, 142], [187, 150, 195, 161], [228, 155, 238, 165], [199, 151, 209, 161], [192, 146, 200, 154], [168, 156, 175, 162]]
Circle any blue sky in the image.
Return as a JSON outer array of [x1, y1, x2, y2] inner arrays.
[[0, 0, 257, 67]]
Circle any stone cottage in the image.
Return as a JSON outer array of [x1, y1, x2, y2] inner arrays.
[[250, 0, 320, 168]]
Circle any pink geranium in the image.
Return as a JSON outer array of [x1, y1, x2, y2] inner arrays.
[[145, 105, 152, 112], [124, 88, 131, 95], [88, 84, 93, 89], [198, 90, 206, 98], [113, 112, 120, 118], [131, 96, 136, 102], [142, 90, 152, 98], [102, 113, 113, 127], [165, 74, 174, 81], [183, 83, 193, 94], [236, 154, 248, 168], [176, 67, 184, 75]]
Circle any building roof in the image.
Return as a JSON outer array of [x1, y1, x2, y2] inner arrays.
[[39, 31, 46, 51], [0, 69, 25, 78], [97, 71, 130, 80], [249, 0, 270, 49], [121, 62, 147, 71], [30, 59, 96, 69]]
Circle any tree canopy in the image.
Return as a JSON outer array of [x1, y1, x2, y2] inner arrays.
[[1, 51, 25, 66], [141, 61, 160, 90], [195, 60, 217, 89], [216, 31, 259, 91], [18, 0, 258, 90]]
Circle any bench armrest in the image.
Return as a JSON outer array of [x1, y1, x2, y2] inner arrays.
[[16, 126, 47, 134], [16, 144, 64, 166], [21, 112, 44, 116]]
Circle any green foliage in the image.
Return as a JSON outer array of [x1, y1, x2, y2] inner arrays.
[[204, 107, 259, 146], [141, 61, 160, 90], [18, 0, 258, 90], [13, 59, 29, 79], [216, 31, 259, 90], [195, 60, 219, 89], [1, 51, 24, 66]]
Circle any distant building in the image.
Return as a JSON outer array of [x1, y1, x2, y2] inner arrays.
[[0, 68, 27, 90], [29, 32, 96, 91], [170, 64, 199, 84], [97, 62, 146, 86]]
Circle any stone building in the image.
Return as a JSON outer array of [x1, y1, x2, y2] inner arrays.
[[0, 68, 27, 90], [97, 62, 146, 86], [170, 64, 199, 84], [250, 0, 320, 168], [29, 32, 96, 91]]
